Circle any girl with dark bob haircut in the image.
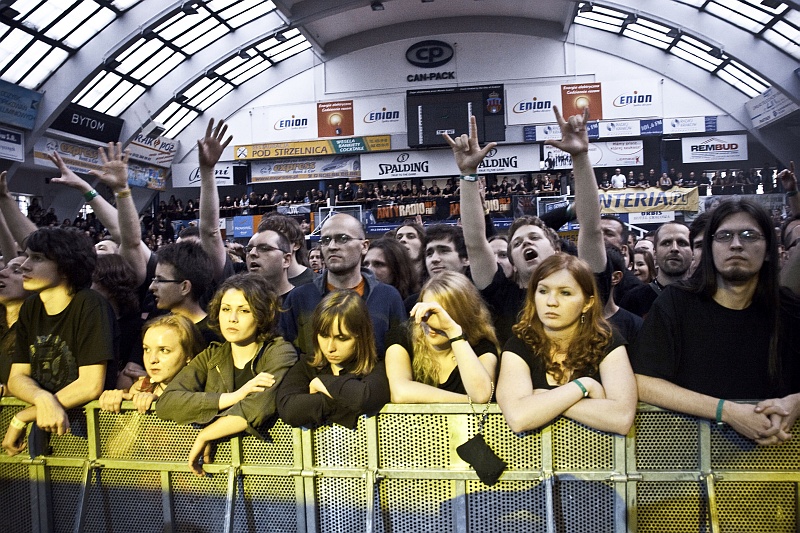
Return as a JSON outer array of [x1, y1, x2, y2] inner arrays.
[[277, 290, 390, 429], [157, 273, 298, 476], [497, 254, 636, 436]]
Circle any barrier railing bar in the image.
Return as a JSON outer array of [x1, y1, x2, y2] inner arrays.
[[160, 470, 174, 533]]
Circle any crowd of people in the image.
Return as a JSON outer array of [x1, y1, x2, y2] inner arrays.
[[1, 109, 799, 480]]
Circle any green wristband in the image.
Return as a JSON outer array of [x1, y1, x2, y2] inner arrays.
[[573, 379, 588, 398], [83, 189, 99, 202], [716, 399, 725, 425], [460, 174, 478, 182]]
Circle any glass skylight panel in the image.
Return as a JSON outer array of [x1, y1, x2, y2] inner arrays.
[[717, 70, 760, 97], [622, 27, 671, 50], [726, 59, 768, 87], [75, 71, 121, 107], [3, 39, 49, 82], [638, 19, 671, 33], [21, 47, 68, 89], [112, 0, 141, 9], [155, 12, 198, 41], [223, 0, 275, 28], [140, 53, 185, 86], [674, 0, 705, 7], [671, 42, 719, 71], [193, 83, 234, 111], [105, 84, 146, 116], [0, 28, 33, 73], [176, 20, 229, 54], [94, 78, 136, 113], [131, 48, 180, 82], [705, 3, 764, 32], [22, 3, 62, 30], [271, 40, 311, 63], [183, 77, 214, 99], [46, 2, 102, 42], [116, 39, 164, 75], [162, 108, 199, 139], [154, 102, 183, 124], [229, 60, 271, 85], [62, 7, 115, 48]]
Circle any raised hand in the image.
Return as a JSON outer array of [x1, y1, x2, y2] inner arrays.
[[777, 161, 796, 192], [410, 301, 461, 340], [198, 118, 233, 169], [46, 152, 91, 193], [442, 115, 496, 176], [88, 142, 131, 192], [545, 105, 590, 156], [0, 171, 10, 197]]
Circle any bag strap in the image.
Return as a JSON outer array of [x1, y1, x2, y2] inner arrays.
[[467, 381, 494, 435]]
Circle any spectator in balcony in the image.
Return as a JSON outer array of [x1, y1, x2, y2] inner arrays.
[[183, 199, 197, 219], [610, 168, 626, 189], [442, 179, 456, 198], [364, 238, 419, 301], [354, 184, 366, 201], [99, 314, 206, 413], [634, 172, 649, 189], [632, 248, 656, 284], [292, 189, 304, 204], [658, 173, 673, 191], [632, 198, 800, 445], [270, 189, 281, 205], [385, 271, 498, 403], [497, 254, 636, 435], [429, 180, 442, 197], [277, 290, 389, 429], [3, 227, 115, 455], [157, 273, 297, 476], [365, 184, 378, 201]]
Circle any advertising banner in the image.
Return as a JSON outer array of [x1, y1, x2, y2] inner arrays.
[[233, 216, 254, 238], [598, 187, 699, 214], [50, 103, 124, 143], [127, 134, 179, 168], [663, 117, 711, 134], [601, 79, 662, 120], [0, 79, 42, 130], [561, 83, 602, 121], [681, 134, 748, 163], [353, 95, 406, 135], [597, 120, 641, 138], [588, 140, 644, 167], [745, 87, 800, 129], [0, 126, 24, 162], [34, 136, 166, 190], [235, 136, 390, 160], [171, 162, 235, 188], [317, 100, 354, 137], [250, 155, 360, 182], [361, 150, 457, 180], [506, 85, 562, 126], [261, 103, 317, 142]]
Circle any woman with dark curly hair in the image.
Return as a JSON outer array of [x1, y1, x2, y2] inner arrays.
[[497, 254, 636, 435], [364, 238, 420, 301], [156, 273, 298, 476], [276, 290, 389, 429]]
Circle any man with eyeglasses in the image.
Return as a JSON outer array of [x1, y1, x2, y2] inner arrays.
[[150, 242, 221, 345], [620, 222, 692, 317], [632, 198, 800, 446], [245, 229, 294, 300], [280, 213, 404, 358]]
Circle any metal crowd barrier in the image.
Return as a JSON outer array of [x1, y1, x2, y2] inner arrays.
[[1, 398, 798, 533]]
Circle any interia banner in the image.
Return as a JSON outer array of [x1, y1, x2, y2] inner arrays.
[[681, 134, 747, 163], [250, 155, 360, 182], [235, 136, 390, 160], [598, 187, 699, 214]]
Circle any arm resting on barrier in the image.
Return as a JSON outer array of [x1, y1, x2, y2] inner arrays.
[[385, 344, 476, 403], [188, 415, 248, 476], [637, 374, 784, 443], [498, 347, 635, 435]]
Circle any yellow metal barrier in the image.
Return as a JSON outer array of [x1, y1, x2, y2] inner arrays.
[[1, 399, 798, 533]]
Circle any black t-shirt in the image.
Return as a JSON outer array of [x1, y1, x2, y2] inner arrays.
[[631, 286, 800, 399], [608, 307, 643, 346], [289, 268, 316, 287], [0, 322, 17, 384], [13, 289, 117, 393], [619, 282, 660, 318], [386, 322, 497, 394], [504, 330, 626, 390]]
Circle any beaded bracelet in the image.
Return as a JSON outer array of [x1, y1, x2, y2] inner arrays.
[[115, 188, 132, 199]]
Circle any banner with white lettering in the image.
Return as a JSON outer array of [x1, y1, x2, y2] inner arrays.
[[0, 126, 24, 162], [599, 187, 699, 214], [601, 79, 662, 120], [745, 87, 800, 129], [506, 85, 562, 126], [0, 79, 42, 130], [589, 140, 644, 167], [171, 162, 235, 188], [628, 211, 676, 224], [681, 134, 748, 163], [128, 135, 179, 168], [250, 155, 360, 182], [258, 103, 318, 142], [353, 95, 406, 135]]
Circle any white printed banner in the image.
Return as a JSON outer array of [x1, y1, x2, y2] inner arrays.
[[601, 79, 662, 120], [506, 85, 562, 126], [0, 126, 24, 162], [681, 134, 748, 163], [171, 162, 235, 188], [127, 134, 179, 168], [353, 95, 406, 135]]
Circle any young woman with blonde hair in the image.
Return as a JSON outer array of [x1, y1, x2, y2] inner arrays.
[[385, 271, 498, 403]]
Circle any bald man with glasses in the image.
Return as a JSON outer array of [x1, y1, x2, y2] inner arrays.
[[279, 213, 404, 358]]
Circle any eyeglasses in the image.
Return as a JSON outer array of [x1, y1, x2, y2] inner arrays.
[[151, 277, 185, 284], [245, 243, 287, 255], [711, 230, 764, 243], [319, 234, 362, 247]]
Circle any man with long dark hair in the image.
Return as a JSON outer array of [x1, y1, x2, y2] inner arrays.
[[632, 198, 800, 445]]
